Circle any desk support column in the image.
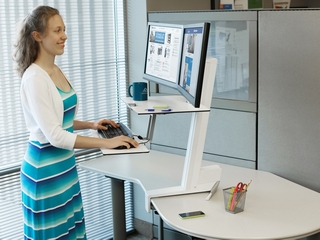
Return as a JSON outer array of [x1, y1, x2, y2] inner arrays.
[[146, 114, 156, 142], [110, 177, 126, 240], [158, 214, 164, 240]]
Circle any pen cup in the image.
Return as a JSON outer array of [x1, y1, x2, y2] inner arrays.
[[223, 187, 247, 214]]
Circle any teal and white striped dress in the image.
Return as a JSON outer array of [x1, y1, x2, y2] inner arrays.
[[20, 87, 87, 239]]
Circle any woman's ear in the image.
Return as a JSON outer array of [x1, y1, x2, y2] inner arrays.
[[31, 31, 42, 42]]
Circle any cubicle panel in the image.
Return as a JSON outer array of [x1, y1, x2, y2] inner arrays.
[[204, 109, 256, 163], [150, 109, 256, 167], [258, 10, 320, 192], [148, 11, 258, 113]]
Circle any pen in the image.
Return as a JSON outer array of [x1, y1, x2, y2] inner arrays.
[[128, 103, 137, 107], [244, 179, 252, 191], [161, 108, 172, 112], [145, 108, 155, 111], [205, 181, 220, 201]]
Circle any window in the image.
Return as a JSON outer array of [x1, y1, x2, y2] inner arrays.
[[0, 0, 133, 238]]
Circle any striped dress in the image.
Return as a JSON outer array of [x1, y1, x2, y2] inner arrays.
[[20, 87, 87, 240]]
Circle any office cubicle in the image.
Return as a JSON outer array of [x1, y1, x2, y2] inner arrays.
[[138, 9, 320, 240], [148, 9, 320, 195]]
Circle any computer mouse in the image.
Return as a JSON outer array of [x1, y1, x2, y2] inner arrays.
[[114, 142, 135, 150]]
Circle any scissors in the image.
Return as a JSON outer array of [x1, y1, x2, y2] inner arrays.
[[234, 182, 248, 193], [229, 181, 251, 211]]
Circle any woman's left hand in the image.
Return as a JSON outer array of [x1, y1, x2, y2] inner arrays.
[[92, 119, 119, 130]]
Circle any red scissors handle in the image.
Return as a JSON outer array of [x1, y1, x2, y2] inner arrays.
[[235, 182, 247, 193]]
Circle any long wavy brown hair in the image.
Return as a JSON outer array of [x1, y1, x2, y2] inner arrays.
[[13, 6, 60, 78]]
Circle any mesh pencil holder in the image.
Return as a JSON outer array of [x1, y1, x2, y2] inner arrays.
[[223, 187, 247, 214]]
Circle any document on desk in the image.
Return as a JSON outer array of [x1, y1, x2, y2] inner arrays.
[[91, 131, 150, 155]]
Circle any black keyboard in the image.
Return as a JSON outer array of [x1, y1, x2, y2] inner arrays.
[[97, 122, 133, 139]]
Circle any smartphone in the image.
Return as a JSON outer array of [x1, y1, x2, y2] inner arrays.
[[179, 211, 205, 219]]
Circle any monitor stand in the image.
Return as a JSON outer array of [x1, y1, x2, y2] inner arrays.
[[124, 58, 221, 212], [144, 58, 221, 211]]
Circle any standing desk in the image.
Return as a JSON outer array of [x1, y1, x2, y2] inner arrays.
[[79, 150, 320, 240], [79, 58, 320, 239]]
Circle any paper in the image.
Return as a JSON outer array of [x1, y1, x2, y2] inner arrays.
[[234, 0, 248, 9]]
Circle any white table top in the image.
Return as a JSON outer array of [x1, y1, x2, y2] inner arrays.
[[122, 95, 210, 115], [79, 151, 184, 192], [79, 150, 320, 240]]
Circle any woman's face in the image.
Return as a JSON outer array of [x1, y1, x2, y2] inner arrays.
[[39, 14, 67, 56]]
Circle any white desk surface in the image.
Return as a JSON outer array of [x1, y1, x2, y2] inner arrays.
[[122, 95, 210, 115], [79, 150, 320, 240], [79, 150, 184, 192]]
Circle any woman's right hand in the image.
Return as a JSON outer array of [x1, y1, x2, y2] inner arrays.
[[106, 135, 139, 149]]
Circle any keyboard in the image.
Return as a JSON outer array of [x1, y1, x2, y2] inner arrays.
[[96, 122, 150, 154], [97, 122, 134, 139]]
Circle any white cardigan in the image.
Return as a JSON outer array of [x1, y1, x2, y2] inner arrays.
[[20, 63, 77, 150]]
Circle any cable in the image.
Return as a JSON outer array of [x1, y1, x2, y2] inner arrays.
[[133, 135, 150, 144]]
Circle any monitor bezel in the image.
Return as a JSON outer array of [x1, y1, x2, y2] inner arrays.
[[177, 22, 211, 108], [143, 22, 184, 89]]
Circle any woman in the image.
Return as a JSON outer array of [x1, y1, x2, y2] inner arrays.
[[13, 5, 138, 239]]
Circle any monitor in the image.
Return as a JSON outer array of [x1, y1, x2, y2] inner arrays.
[[143, 22, 184, 89], [177, 22, 210, 108]]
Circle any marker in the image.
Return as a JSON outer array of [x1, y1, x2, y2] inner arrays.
[[161, 108, 172, 112], [227, 187, 235, 210], [145, 108, 155, 112]]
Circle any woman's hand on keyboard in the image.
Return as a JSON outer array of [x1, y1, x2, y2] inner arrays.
[[107, 135, 139, 149], [93, 118, 119, 130]]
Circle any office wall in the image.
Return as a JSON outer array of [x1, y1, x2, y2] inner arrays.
[[258, 10, 320, 193]]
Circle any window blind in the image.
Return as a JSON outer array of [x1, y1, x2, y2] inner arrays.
[[0, 0, 133, 238]]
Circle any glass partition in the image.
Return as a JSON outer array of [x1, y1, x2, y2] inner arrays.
[[208, 21, 249, 101]]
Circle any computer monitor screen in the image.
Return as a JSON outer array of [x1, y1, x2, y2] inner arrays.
[[143, 22, 184, 89], [177, 22, 210, 108]]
